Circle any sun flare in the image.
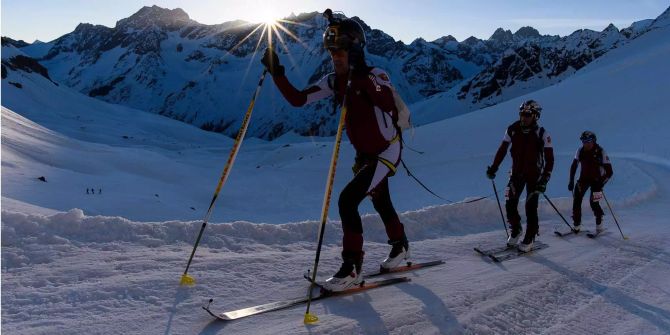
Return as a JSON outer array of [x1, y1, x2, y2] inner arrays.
[[256, 10, 279, 26]]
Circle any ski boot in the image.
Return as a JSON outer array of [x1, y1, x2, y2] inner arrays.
[[595, 216, 605, 233], [380, 236, 410, 271], [518, 234, 535, 253], [323, 252, 364, 292], [573, 222, 581, 233], [507, 224, 523, 247]]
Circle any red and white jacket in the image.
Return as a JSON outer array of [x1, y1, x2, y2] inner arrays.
[[272, 67, 399, 156]]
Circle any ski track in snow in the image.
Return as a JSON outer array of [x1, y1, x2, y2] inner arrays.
[[2, 160, 669, 335]]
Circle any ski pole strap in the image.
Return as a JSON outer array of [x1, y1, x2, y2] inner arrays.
[[400, 137, 425, 155], [400, 159, 446, 200]]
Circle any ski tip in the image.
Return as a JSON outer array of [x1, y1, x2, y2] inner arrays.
[[304, 312, 319, 324], [179, 274, 195, 286]]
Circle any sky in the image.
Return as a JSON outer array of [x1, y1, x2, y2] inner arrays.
[[1, 0, 668, 44]]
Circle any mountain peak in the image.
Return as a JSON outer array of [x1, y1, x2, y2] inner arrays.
[[603, 23, 619, 32], [116, 5, 191, 30], [514, 26, 540, 39], [489, 28, 513, 41], [433, 35, 458, 44]]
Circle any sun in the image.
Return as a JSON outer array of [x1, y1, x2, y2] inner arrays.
[[256, 9, 279, 26]]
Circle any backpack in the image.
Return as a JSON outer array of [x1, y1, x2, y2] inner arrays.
[[328, 70, 412, 132], [390, 86, 411, 130]]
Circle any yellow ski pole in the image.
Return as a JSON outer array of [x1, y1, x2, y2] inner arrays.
[[304, 70, 353, 324], [180, 70, 268, 286]]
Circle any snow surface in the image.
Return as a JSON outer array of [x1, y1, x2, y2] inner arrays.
[[2, 13, 670, 335]]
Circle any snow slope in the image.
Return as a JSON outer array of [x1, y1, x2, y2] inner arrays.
[[2, 9, 670, 335]]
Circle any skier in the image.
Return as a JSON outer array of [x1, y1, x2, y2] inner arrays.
[[569, 131, 613, 233], [261, 15, 408, 291], [486, 100, 554, 252]]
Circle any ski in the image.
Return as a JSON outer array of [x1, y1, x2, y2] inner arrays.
[[488, 242, 549, 262], [587, 230, 604, 238], [203, 277, 410, 321], [554, 229, 579, 237], [368, 260, 445, 278], [474, 244, 514, 256], [303, 260, 444, 284]]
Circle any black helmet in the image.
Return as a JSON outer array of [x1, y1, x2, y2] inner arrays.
[[519, 99, 542, 120], [580, 130, 597, 143], [322, 10, 365, 50]]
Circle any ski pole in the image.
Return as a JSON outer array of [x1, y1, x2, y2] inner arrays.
[[491, 180, 509, 238], [180, 70, 268, 286], [541, 193, 575, 231], [602, 191, 628, 240], [304, 69, 353, 325]]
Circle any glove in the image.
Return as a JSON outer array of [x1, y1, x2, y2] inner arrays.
[[568, 180, 574, 192], [348, 44, 367, 75], [486, 166, 497, 180], [261, 47, 284, 77]]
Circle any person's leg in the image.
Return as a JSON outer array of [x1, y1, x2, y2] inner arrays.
[[371, 179, 405, 241], [371, 179, 410, 269], [505, 176, 525, 245], [324, 164, 377, 291], [590, 181, 605, 229], [572, 181, 587, 227], [523, 179, 540, 244], [338, 163, 377, 262]]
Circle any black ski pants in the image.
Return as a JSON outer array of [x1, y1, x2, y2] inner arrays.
[[339, 159, 404, 262], [505, 175, 540, 240], [572, 179, 604, 224]]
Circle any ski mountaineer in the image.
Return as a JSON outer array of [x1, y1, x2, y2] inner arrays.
[[486, 100, 555, 252], [261, 16, 409, 292], [569, 131, 613, 233]]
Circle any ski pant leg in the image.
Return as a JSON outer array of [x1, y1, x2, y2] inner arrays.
[[572, 181, 588, 224], [338, 163, 377, 259], [589, 181, 605, 218], [370, 179, 405, 241], [505, 176, 525, 229], [524, 178, 540, 239]]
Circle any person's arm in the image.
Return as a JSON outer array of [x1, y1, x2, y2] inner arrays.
[[491, 141, 510, 170], [541, 130, 554, 180], [273, 75, 331, 107], [262, 47, 333, 107], [569, 159, 579, 182], [601, 148, 614, 181]]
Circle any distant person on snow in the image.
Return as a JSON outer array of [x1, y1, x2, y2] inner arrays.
[[486, 100, 554, 252], [261, 15, 408, 291], [569, 131, 613, 233], [86, 188, 90, 194]]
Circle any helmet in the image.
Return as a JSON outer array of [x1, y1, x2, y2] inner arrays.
[[519, 100, 542, 120], [323, 18, 366, 51], [580, 130, 597, 143]]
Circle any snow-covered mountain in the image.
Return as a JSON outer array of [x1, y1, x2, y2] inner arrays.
[[411, 7, 670, 124], [11, 5, 667, 139]]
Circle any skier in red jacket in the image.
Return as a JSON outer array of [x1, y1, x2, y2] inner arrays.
[[486, 100, 554, 252], [261, 15, 407, 291], [569, 131, 613, 233]]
